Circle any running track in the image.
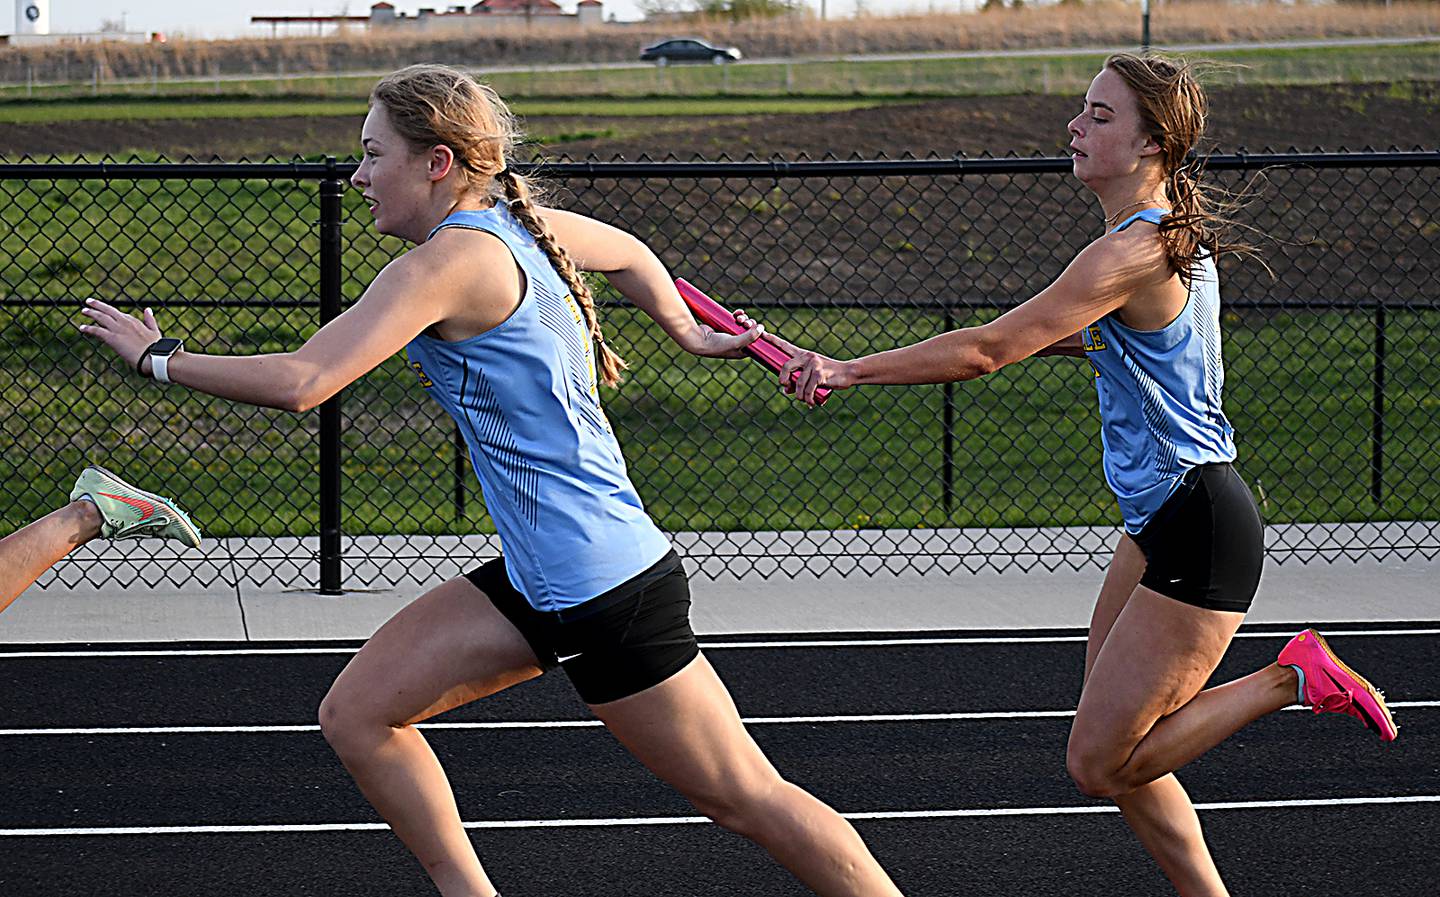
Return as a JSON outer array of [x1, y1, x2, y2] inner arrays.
[[0, 622, 1434, 896]]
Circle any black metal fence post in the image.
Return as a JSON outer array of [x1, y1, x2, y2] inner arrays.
[[318, 158, 345, 594], [942, 303, 954, 517], [1372, 301, 1386, 504]]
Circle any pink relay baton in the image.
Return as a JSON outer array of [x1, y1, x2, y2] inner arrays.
[[675, 278, 832, 406]]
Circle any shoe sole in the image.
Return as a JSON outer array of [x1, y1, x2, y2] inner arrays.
[[89, 465, 203, 549], [1308, 629, 1398, 741]]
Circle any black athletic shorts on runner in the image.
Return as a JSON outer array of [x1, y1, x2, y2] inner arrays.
[[1132, 463, 1264, 614], [463, 549, 699, 705]]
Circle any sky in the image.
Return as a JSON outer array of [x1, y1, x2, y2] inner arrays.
[[34, 0, 963, 38]]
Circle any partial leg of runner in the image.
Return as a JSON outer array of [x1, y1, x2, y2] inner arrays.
[[0, 500, 101, 613], [1069, 590, 1295, 799], [0, 466, 201, 614], [319, 576, 543, 897], [1076, 535, 1230, 897], [592, 654, 904, 897]]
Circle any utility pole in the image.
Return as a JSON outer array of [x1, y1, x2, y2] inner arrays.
[[1141, 0, 1151, 52]]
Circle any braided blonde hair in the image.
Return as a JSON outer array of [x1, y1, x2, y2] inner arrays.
[[495, 168, 627, 387], [371, 64, 627, 387]]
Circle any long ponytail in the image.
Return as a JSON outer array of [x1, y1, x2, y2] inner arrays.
[[1157, 157, 1216, 288]]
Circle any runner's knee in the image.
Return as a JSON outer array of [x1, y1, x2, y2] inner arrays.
[[1066, 738, 1129, 799], [318, 686, 400, 754], [687, 773, 787, 837]]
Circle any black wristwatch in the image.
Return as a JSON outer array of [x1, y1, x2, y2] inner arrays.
[[138, 337, 184, 383]]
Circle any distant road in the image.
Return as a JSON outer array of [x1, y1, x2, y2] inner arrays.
[[58, 34, 1440, 91]]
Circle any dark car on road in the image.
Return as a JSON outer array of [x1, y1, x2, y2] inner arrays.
[[640, 38, 742, 65]]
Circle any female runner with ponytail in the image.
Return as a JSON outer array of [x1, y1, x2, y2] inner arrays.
[[79, 64, 904, 897], [769, 54, 1398, 896]]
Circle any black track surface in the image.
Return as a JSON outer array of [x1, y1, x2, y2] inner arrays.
[[1, 622, 1434, 896]]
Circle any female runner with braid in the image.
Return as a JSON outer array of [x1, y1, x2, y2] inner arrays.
[[79, 65, 904, 897], [766, 54, 1397, 896]]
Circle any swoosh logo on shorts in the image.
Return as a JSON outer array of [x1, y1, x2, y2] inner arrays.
[[98, 492, 155, 521]]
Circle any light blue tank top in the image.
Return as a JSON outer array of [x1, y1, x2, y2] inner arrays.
[[1082, 208, 1237, 533], [404, 205, 671, 611]]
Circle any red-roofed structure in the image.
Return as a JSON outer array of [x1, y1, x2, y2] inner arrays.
[[470, 0, 565, 13]]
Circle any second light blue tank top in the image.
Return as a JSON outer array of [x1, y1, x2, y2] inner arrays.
[[1082, 208, 1237, 533], [404, 205, 671, 611]]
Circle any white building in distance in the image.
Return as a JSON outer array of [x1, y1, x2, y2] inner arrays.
[[3, 0, 157, 44], [252, 1, 608, 36], [370, 1, 607, 30]]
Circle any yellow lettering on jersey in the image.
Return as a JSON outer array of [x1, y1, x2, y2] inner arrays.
[[1083, 325, 1107, 352], [410, 361, 434, 388]]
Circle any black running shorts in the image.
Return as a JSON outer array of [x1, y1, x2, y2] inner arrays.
[[463, 549, 700, 705], [1132, 463, 1264, 614]]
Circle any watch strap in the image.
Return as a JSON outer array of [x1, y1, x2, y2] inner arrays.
[[137, 338, 182, 383], [136, 339, 166, 376]]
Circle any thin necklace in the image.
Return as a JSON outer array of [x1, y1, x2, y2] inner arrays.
[[1104, 199, 1165, 229]]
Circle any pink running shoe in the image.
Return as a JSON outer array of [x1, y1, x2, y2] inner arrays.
[[1278, 629, 1398, 742]]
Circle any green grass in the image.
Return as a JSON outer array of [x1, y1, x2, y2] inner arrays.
[[511, 97, 906, 116], [0, 96, 907, 125], [3, 298, 1436, 537], [0, 99, 369, 124], [1, 41, 1435, 113]]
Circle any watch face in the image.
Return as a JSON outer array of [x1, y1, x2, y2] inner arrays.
[[152, 338, 183, 354]]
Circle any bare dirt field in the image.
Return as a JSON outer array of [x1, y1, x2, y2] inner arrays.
[[553, 81, 1440, 160], [5, 81, 1436, 161]]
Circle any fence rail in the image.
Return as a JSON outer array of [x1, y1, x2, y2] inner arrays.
[[2, 152, 1437, 592]]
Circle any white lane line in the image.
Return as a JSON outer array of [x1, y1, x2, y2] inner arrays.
[[0, 648, 359, 659], [710, 629, 1440, 648], [0, 627, 1435, 658], [2, 702, 1434, 737], [847, 794, 1440, 820], [4, 794, 1437, 837]]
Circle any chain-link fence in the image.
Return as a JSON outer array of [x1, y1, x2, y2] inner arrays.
[[2, 152, 1437, 592]]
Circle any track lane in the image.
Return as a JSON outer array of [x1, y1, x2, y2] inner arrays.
[[0, 709, 1431, 828], [1, 804, 1435, 897], [0, 626, 1432, 728]]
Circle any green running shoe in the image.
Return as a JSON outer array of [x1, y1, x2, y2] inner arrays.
[[69, 466, 202, 549]]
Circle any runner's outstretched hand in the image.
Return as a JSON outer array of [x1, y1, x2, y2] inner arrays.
[[77, 298, 164, 374]]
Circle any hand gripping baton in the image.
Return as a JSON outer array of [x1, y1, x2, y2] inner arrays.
[[675, 278, 831, 406]]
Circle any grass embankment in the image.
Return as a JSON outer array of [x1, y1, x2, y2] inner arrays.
[[2, 177, 1435, 537], [0, 96, 902, 125], [1, 41, 1437, 107]]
